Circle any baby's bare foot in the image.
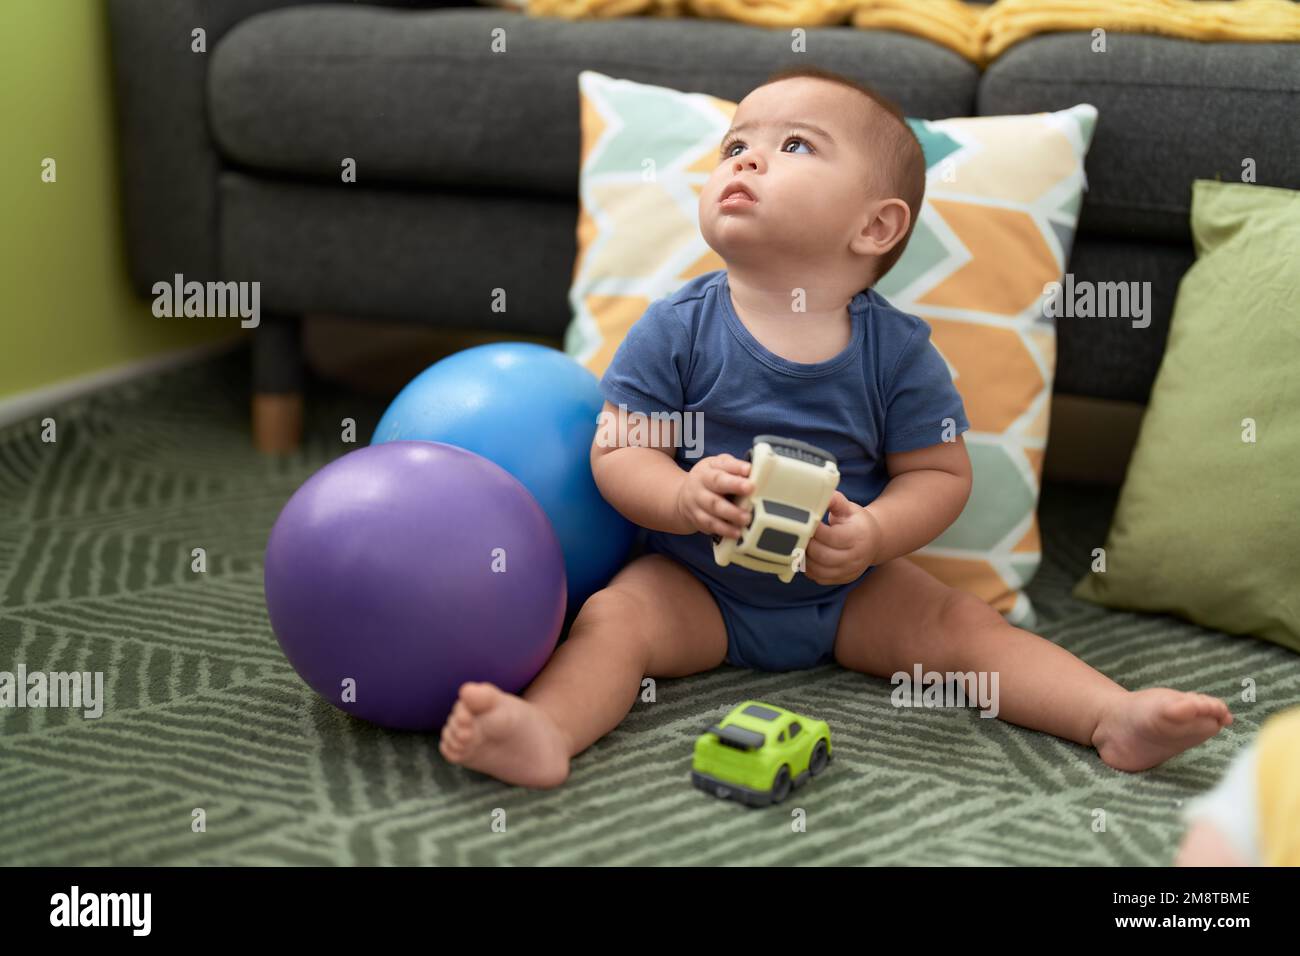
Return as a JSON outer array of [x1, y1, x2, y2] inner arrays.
[[1092, 688, 1232, 772], [437, 682, 572, 789]]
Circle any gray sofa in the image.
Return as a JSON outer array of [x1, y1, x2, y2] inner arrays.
[[108, 0, 1300, 455]]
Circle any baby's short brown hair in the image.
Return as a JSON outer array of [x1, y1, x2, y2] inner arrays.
[[757, 65, 926, 285]]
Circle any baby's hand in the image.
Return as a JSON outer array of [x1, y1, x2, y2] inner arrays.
[[804, 491, 881, 585], [676, 454, 754, 539]]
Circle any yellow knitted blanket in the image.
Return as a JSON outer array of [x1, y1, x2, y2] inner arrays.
[[1258, 706, 1300, 867], [526, 0, 1300, 66]]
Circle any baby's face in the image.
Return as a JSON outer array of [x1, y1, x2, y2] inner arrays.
[[700, 78, 880, 272]]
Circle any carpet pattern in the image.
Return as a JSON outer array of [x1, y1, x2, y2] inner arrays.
[[1, 349, 1297, 866]]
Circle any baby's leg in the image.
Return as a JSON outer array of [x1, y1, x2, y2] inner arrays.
[[438, 554, 728, 788], [832, 559, 1231, 772]]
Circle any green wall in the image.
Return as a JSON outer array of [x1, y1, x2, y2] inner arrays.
[[0, 0, 240, 405]]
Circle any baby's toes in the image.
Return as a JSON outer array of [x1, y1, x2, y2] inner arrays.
[[441, 716, 468, 748], [1162, 694, 1199, 723], [452, 717, 477, 745], [1192, 693, 1220, 715], [439, 735, 460, 760], [442, 719, 478, 757]]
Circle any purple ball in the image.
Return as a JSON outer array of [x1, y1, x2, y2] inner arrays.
[[264, 441, 566, 731]]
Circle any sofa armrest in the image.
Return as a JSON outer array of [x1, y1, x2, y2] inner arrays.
[[108, 0, 336, 292], [107, 0, 387, 293]]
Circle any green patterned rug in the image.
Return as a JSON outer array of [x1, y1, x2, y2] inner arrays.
[[1, 349, 1296, 866]]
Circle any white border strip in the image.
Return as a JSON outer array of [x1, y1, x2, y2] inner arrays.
[[0, 337, 244, 428]]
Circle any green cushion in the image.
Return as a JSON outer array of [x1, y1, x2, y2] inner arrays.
[[1074, 179, 1300, 653]]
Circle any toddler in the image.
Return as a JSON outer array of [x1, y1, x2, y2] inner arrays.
[[440, 65, 1231, 789], [1175, 706, 1300, 865]]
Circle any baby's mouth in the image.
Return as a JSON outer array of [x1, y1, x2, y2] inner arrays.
[[719, 184, 757, 209]]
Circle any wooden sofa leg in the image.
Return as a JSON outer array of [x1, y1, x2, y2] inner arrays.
[[252, 314, 304, 454], [253, 393, 304, 454]]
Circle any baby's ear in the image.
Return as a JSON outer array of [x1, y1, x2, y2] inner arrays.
[[853, 197, 910, 259], [868, 197, 909, 252]]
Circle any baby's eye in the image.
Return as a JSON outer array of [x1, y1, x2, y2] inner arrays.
[[720, 136, 813, 160]]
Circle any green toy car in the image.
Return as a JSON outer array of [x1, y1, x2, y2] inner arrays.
[[691, 700, 833, 807]]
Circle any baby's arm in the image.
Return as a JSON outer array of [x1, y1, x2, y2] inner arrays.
[[591, 401, 752, 539], [591, 401, 691, 534], [862, 435, 972, 564]]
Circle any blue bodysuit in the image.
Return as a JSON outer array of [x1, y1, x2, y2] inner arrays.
[[600, 269, 970, 670]]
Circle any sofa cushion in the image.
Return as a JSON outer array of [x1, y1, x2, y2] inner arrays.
[[208, 7, 978, 195], [980, 33, 1300, 244], [220, 171, 579, 335], [1053, 234, 1194, 403]]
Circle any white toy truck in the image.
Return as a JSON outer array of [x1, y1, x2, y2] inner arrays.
[[711, 435, 840, 584]]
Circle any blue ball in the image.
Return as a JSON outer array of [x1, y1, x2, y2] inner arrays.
[[372, 343, 635, 611]]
